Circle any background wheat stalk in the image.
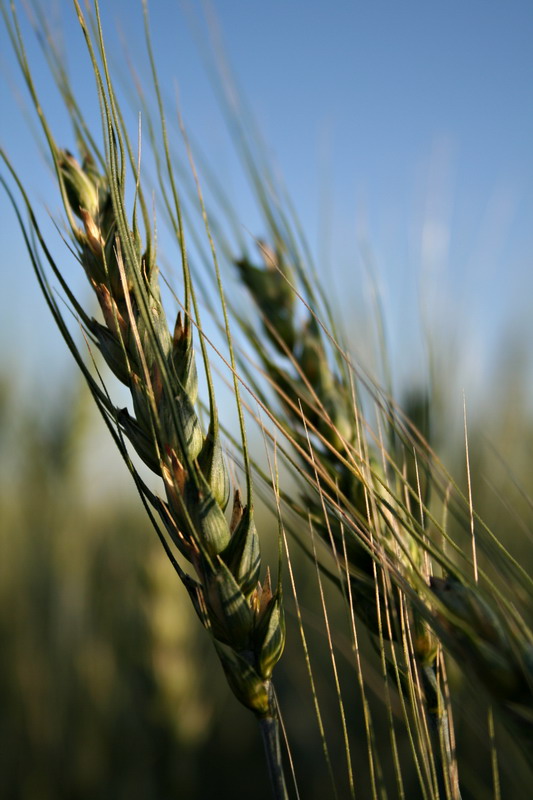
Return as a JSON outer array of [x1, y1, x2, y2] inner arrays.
[[231, 236, 533, 772]]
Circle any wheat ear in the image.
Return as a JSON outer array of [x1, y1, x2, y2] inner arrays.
[[234, 242, 533, 766], [0, 2, 288, 790], [56, 146, 287, 795]]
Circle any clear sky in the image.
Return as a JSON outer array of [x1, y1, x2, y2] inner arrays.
[[1, 0, 532, 407]]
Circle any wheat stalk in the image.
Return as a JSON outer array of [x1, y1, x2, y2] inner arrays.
[[1, 1, 288, 796], [233, 239, 533, 777], [59, 146, 285, 710]]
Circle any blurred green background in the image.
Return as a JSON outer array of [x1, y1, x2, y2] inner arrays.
[[1, 355, 532, 799]]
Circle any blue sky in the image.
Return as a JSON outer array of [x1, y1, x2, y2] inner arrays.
[[1, 0, 532, 406]]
